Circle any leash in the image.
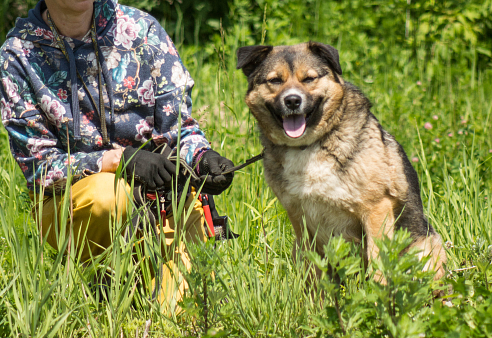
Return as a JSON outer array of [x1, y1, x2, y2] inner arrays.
[[221, 150, 264, 175], [198, 148, 264, 239], [132, 147, 264, 239]]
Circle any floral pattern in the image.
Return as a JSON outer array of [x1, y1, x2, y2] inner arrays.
[[2, 77, 21, 104], [101, 46, 121, 70], [0, 0, 209, 194], [57, 88, 68, 101], [40, 95, 66, 128], [113, 14, 140, 49], [43, 167, 64, 187], [166, 36, 177, 56], [137, 79, 155, 106], [27, 136, 57, 156], [171, 61, 188, 87], [1, 98, 12, 122], [135, 117, 153, 142], [123, 76, 134, 88]]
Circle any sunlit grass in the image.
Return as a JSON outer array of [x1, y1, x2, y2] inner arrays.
[[1, 2, 492, 336]]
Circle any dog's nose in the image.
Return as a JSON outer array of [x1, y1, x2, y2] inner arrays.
[[284, 94, 302, 110]]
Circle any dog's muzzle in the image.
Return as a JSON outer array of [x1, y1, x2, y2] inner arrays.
[[280, 90, 307, 138]]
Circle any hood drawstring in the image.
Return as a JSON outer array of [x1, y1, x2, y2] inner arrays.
[[63, 40, 81, 141], [96, 42, 115, 144]]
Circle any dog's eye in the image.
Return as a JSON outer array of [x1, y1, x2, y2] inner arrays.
[[302, 76, 317, 83], [268, 78, 283, 85]]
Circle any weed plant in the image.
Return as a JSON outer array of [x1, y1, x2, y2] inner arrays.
[[1, 0, 492, 336]]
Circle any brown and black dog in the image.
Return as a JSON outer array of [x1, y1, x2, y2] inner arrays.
[[236, 42, 446, 280]]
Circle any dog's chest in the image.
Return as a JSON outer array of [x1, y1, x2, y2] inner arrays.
[[272, 146, 355, 203], [264, 146, 362, 241]]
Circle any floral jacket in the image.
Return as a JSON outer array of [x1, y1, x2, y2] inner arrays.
[[0, 0, 210, 195]]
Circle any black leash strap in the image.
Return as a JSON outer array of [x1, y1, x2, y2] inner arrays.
[[221, 150, 264, 175]]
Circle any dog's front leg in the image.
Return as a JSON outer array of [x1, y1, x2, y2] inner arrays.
[[408, 233, 447, 280], [362, 197, 396, 283], [287, 212, 324, 287]]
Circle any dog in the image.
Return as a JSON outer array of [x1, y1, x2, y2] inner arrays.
[[236, 42, 446, 280]]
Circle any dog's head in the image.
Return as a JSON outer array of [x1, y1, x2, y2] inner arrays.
[[237, 42, 344, 146]]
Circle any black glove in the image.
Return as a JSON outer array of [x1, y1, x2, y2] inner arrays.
[[122, 146, 177, 191], [194, 150, 234, 195]]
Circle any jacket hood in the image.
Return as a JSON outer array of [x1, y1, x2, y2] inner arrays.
[[6, 0, 116, 46]]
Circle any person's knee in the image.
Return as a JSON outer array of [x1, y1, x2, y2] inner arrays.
[[76, 173, 131, 220]]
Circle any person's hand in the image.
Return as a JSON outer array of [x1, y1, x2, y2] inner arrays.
[[122, 146, 177, 190], [101, 148, 124, 173], [194, 150, 234, 195]]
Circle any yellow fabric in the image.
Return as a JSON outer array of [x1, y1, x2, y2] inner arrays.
[[152, 194, 206, 313], [31, 172, 207, 312]]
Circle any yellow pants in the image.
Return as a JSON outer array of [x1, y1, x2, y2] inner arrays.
[[31, 172, 207, 311]]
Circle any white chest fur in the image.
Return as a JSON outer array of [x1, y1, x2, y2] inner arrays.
[[264, 146, 363, 243]]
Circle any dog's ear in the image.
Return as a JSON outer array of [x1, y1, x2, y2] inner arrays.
[[236, 45, 273, 77], [308, 41, 342, 75]]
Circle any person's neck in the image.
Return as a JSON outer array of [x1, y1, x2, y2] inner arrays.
[[42, 3, 93, 40]]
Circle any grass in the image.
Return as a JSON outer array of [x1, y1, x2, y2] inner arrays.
[[1, 1, 492, 336]]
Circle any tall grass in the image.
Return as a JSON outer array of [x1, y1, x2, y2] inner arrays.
[[1, 0, 492, 336]]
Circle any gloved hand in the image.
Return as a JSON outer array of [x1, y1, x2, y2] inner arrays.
[[194, 150, 234, 195], [122, 146, 177, 191]]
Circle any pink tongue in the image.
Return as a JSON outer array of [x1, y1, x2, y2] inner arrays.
[[283, 114, 306, 138]]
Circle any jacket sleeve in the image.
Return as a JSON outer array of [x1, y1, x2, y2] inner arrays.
[[0, 45, 106, 195], [148, 22, 210, 165]]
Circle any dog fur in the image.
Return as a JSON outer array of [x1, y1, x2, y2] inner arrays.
[[236, 42, 446, 279]]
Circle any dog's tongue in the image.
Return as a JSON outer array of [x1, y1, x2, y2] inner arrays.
[[283, 114, 306, 138]]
